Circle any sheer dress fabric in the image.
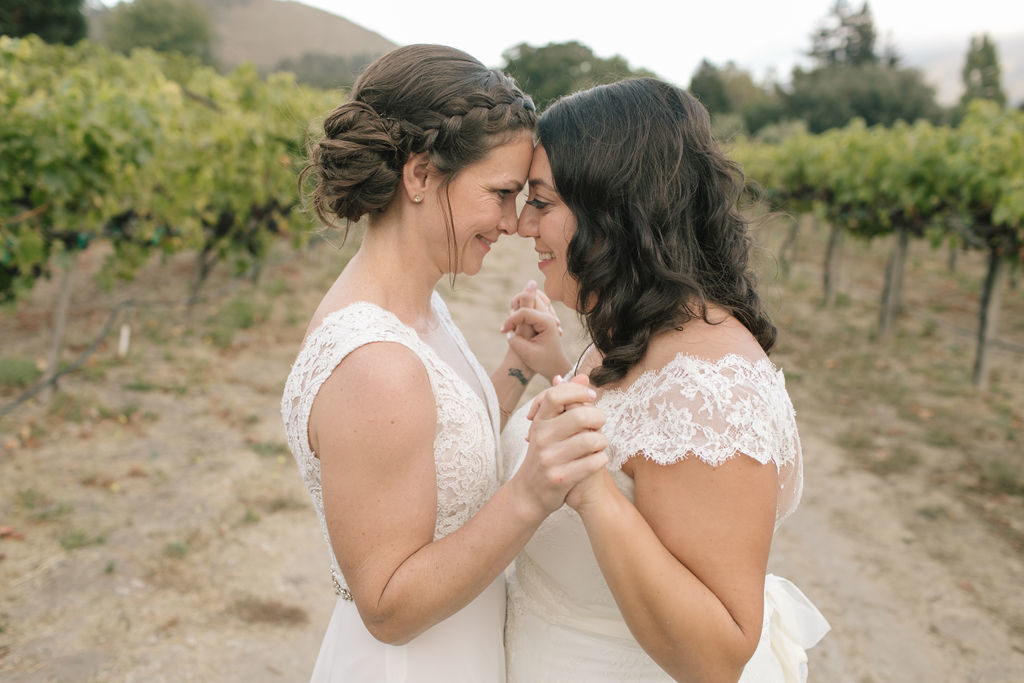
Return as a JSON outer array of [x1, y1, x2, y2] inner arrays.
[[281, 292, 506, 682], [502, 353, 830, 682]]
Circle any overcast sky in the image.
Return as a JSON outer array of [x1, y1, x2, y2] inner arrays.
[[300, 0, 1022, 87]]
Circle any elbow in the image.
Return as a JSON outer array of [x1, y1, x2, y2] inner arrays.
[[703, 632, 760, 683], [366, 626, 415, 647], [721, 639, 763, 683], [658, 632, 759, 683], [358, 604, 422, 646], [363, 616, 418, 646], [719, 648, 757, 683]]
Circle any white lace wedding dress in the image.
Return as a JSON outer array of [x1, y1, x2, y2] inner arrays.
[[503, 353, 830, 682], [281, 291, 507, 682]]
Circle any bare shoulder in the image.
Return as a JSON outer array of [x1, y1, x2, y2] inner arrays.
[[646, 309, 767, 370], [309, 341, 435, 456]]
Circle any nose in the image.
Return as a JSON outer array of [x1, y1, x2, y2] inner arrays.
[[497, 196, 519, 236], [517, 203, 538, 238]]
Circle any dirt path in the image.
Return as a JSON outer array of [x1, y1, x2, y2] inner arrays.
[[1, 232, 1022, 681]]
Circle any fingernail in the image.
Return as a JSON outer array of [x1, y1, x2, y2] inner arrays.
[[506, 331, 513, 340], [527, 280, 537, 290], [587, 389, 597, 399], [553, 374, 563, 384]]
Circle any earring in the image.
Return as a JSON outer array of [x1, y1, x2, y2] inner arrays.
[[413, 195, 423, 203]]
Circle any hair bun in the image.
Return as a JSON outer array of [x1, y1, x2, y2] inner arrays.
[[308, 101, 405, 225]]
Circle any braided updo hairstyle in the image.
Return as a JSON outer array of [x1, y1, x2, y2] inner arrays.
[[538, 78, 777, 387], [303, 44, 537, 247]]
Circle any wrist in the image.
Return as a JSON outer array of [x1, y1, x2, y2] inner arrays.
[[574, 470, 619, 521], [506, 469, 549, 527], [542, 357, 573, 384], [503, 348, 537, 382]]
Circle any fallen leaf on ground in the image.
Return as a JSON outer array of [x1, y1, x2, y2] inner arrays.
[[910, 404, 934, 420]]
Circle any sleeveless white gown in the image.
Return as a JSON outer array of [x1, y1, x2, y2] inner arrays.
[[281, 292, 507, 682], [503, 353, 830, 682]]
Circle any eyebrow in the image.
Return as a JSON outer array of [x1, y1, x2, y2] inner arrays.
[[498, 179, 525, 192], [528, 178, 555, 191]]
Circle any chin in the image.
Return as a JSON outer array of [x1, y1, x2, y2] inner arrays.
[[542, 281, 566, 308], [546, 278, 579, 311]]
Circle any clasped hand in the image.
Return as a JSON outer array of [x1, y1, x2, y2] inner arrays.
[[500, 280, 570, 382], [512, 373, 609, 518]]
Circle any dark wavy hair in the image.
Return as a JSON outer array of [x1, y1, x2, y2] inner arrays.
[[301, 44, 536, 270], [537, 78, 776, 386]]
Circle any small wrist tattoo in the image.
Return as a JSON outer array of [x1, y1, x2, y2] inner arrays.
[[508, 368, 529, 386]]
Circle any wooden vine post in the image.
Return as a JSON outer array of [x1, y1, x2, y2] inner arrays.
[[878, 227, 909, 338], [953, 102, 1024, 390], [972, 244, 1009, 390]]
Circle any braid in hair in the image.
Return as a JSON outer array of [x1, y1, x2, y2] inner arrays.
[[300, 45, 536, 245]]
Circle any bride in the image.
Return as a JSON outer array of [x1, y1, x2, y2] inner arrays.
[[281, 45, 608, 682], [501, 78, 830, 682]]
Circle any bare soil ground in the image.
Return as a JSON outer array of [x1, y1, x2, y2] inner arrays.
[[1, 219, 1023, 682]]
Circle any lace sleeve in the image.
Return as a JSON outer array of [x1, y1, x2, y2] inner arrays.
[[600, 354, 804, 524], [602, 355, 799, 470]]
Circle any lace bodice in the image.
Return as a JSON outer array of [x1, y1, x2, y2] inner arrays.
[[281, 292, 502, 598]]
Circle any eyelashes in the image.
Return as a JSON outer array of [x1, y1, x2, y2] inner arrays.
[[525, 198, 550, 209]]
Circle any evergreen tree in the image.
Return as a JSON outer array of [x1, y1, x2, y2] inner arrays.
[[689, 60, 731, 115], [0, 0, 86, 44], [809, 0, 878, 66], [961, 34, 1005, 107], [787, 0, 939, 131]]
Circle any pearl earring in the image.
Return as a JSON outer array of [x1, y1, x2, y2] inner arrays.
[[414, 195, 423, 203]]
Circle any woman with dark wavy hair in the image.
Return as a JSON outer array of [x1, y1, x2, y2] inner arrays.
[[281, 45, 608, 682], [501, 78, 829, 681]]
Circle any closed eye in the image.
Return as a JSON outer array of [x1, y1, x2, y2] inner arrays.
[[525, 198, 549, 209]]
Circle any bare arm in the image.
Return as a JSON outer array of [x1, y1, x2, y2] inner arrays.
[[571, 455, 777, 682], [311, 342, 607, 644]]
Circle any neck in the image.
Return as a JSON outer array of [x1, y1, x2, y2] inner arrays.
[[342, 212, 445, 329]]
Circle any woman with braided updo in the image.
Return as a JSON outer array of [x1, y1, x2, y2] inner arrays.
[[280, 45, 608, 682], [500, 78, 830, 681]]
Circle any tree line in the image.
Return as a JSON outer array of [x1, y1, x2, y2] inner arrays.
[[2, 1, 1015, 135]]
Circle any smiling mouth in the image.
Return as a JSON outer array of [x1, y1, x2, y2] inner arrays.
[[537, 251, 554, 261]]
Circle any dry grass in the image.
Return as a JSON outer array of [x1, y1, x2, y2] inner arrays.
[[0, 214, 1021, 679], [752, 211, 1024, 546]]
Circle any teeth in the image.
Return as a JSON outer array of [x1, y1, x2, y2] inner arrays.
[[538, 252, 554, 260]]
